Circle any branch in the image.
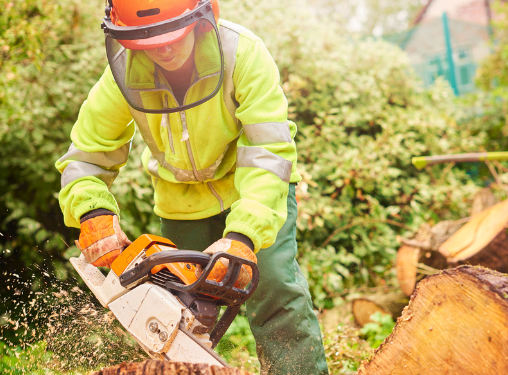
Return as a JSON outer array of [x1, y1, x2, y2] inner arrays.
[[485, 160, 508, 193], [486, 160, 503, 186], [493, 160, 508, 173]]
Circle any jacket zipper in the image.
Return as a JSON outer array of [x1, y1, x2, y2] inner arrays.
[[163, 95, 175, 154], [179, 110, 200, 181], [179, 73, 224, 209]]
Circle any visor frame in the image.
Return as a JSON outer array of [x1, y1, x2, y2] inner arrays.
[[104, 9, 225, 114]]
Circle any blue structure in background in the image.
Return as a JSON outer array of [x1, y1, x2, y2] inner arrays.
[[384, 0, 492, 96], [442, 13, 460, 96]]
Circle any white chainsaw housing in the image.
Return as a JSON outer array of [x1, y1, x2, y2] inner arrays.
[[70, 254, 128, 307], [70, 254, 226, 367]]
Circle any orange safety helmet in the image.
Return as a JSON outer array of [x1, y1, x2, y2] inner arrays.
[[106, 0, 220, 50]]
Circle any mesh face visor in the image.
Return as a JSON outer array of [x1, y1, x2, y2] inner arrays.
[[102, 1, 224, 114]]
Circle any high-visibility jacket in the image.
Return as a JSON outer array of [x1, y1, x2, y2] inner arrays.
[[56, 20, 301, 252]]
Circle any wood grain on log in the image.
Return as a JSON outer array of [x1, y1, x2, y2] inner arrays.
[[91, 360, 252, 375], [357, 266, 508, 375]]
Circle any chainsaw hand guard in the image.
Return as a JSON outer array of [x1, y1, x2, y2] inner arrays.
[[119, 250, 259, 306]]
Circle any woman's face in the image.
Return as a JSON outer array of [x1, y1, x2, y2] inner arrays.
[[144, 29, 195, 71]]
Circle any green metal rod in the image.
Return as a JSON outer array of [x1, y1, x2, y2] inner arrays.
[[443, 13, 459, 96], [412, 152, 508, 170]]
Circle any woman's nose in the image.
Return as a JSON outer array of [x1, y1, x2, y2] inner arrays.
[[158, 45, 172, 55]]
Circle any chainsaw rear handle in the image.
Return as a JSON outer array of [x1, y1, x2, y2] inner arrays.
[[119, 250, 259, 306]]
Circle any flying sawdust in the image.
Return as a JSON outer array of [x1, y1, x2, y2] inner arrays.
[[0, 266, 148, 374]]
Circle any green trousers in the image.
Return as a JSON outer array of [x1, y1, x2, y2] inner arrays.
[[160, 184, 329, 375]]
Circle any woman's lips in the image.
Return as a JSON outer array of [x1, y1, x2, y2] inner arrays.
[[161, 56, 176, 63]]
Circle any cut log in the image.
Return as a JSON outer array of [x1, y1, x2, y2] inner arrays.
[[357, 266, 508, 375], [395, 245, 448, 297], [395, 245, 419, 297], [352, 292, 409, 327], [91, 360, 251, 375], [397, 199, 508, 296], [439, 199, 508, 272]]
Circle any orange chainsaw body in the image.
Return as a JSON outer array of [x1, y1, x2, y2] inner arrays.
[[111, 234, 198, 286]]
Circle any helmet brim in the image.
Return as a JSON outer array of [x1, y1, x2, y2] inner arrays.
[[118, 22, 196, 50]]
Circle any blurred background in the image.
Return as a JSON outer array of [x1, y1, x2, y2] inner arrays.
[[1, 0, 508, 373]]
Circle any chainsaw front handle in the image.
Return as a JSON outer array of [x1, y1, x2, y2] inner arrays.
[[119, 250, 259, 307]]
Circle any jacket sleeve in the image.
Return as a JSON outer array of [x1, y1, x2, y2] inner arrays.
[[223, 37, 301, 252], [55, 65, 135, 228]]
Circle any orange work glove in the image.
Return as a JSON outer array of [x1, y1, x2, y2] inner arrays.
[[195, 238, 257, 289], [75, 210, 131, 268]]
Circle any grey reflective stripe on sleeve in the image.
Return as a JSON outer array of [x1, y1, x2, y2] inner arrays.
[[59, 142, 131, 168], [219, 20, 242, 127], [61, 161, 118, 188], [243, 121, 292, 145], [237, 147, 292, 183]]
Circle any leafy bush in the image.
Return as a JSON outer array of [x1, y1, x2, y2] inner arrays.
[[462, 1, 508, 158], [360, 312, 396, 349], [0, 0, 104, 303], [0, 0, 159, 347]]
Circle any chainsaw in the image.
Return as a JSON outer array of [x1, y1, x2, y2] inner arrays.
[[70, 234, 259, 368]]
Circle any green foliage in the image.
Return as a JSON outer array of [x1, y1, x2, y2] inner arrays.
[[215, 314, 259, 373], [476, 1, 508, 92], [0, 0, 105, 307], [464, 1, 508, 157], [0, 341, 57, 375], [322, 324, 373, 374], [0, 0, 158, 347], [360, 312, 396, 349]]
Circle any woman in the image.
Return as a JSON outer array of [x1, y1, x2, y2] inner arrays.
[[56, 0, 328, 373]]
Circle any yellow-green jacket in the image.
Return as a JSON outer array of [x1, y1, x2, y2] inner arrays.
[[56, 20, 301, 252]]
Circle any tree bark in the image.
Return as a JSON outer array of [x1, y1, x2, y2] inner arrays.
[[357, 266, 508, 375], [91, 360, 252, 375], [352, 291, 409, 327]]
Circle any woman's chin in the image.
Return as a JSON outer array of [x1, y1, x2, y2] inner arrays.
[[158, 60, 184, 72]]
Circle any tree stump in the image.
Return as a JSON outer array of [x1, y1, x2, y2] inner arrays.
[[352, 291, 409, 327], [91, 360, 252, 375], [357, 266, 508, 375]]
